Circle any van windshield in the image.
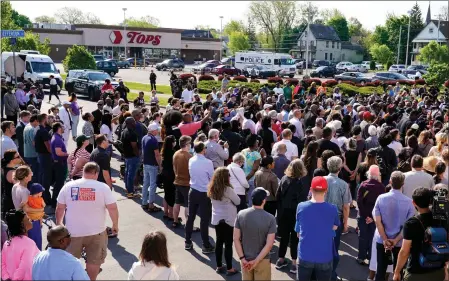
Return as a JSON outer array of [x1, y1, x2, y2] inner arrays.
[[31, 62, 58, 74], [280, 58, 294, 65]]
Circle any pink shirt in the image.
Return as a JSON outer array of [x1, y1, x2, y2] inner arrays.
[[178, 121, 201, 136], [1, 236, 40, 280]]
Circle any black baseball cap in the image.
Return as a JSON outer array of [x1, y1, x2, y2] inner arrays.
[[251, 187, 269, 206]]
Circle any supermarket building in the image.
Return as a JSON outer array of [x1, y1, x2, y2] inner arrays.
[[25, 23, 222, 63]]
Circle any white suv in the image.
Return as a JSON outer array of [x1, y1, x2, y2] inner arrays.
[[389, 64, 406, 73], [336, 61, 353, 71]]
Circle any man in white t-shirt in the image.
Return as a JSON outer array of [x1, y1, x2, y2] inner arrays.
[[56, 162, 119, 281], [181, 85, 194, 103], [272, 129, 299, 161], [402, 155, 435, 199]]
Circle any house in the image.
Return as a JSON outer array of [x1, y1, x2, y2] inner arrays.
[[291, 24, 364, 63], [410, 20, 448, 64]]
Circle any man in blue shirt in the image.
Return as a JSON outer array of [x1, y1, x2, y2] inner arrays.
[[295, 176, 339, 281], [50, 122, 68, 209], [32, 225, 89, 280], [185, 141, 215, 253], [141, 123, 162, 212], [373, 171, 415, 280]]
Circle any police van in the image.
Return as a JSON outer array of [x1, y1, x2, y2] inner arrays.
[[234, 51, 296, 78]]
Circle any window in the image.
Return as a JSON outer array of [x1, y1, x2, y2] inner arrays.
[[103, 61, 111, 67], [429, 28, 434, 33], [26, 62, 32, 72], [330, 53, 333, 60], [326, 41, 329, 48], [325, 53, 328, 60], [332, 41, 334, 48], [96, 62, 103, 68]]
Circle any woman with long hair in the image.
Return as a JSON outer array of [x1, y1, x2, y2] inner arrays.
[[1, 210, 40, 281], [275, 159, 308, 274], [68, 93, 82, 140], [428, 132, 448, 158], [128, 231, 179, 280], [357, 148, 378, 185], [258, 116, 275, 155], [321, 150, 336, 175], [81, 112, 95, 153], [161, 136, 176, 219], [67, 135, 91, 180], [1, 150, 24, 217], [397, 135, 419, 173], [417, 130, 433, 157], [301, 141, 320, 190], [207, 167, 240, 276]]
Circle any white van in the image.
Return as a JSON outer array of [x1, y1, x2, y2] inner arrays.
[[1, 52, 62, 87], [234, 51, 296, 78]]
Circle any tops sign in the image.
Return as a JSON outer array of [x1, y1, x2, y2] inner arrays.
[[110, 31, 161, 46]]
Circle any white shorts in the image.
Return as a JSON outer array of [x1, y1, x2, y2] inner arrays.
[[369, 239, 393, 273]]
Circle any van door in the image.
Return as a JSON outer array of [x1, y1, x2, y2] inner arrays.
[[24, 61, 33, 81]]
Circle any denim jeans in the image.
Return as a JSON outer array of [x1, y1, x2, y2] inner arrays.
[[142, 165, 159, 205], [37, 153, 52, 203], [357, 216, 376, 260], [185, 188, 212, 247], [52, 161, 67, 208], [71, 114, 79, 138], [24, 157, 39, 183], [332, 218, 343, 281], [125, 157, 140, 193], [297, 259, 333, 281], [247, 179, 255, 207]]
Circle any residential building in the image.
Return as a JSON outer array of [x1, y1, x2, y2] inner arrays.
[[410, 20, 448, 64]]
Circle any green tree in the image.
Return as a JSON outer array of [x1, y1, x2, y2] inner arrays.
[[125, 16, 159, 28], [11, 10, 31, 28], [280, 23, 306, 53], [417, 41, 449, 64], [409, 3, 424, 41], [423, 63, 449, 86], [34, 15, 56, 23], [249, 1, 296, 52], [320, 8, 344, 23], [1, 32, 51, 55], [62, 45, 96, 72], [348, 17, 363, 37], [228, 31, 250, 54], [223, 20, 245, 36], [326, 15, 349, 41], [370, 25, 389, 46], [246, 17, 258, 50], [370, 43, 394, 66], [1, 1, 16, 29]]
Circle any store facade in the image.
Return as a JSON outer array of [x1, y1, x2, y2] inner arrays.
[[26, 23, 221, 63]]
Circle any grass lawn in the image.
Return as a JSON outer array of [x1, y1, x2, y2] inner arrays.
[[128, 92, 169, 106], [124, 82, 172, 94]]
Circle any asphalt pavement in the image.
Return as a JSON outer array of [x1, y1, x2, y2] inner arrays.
[[40, 92, 371, 280]]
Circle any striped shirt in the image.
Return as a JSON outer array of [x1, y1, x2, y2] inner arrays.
[[69, 148, 90, 178]]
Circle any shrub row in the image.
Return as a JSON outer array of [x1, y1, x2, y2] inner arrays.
[[445, 80, 449, 88]]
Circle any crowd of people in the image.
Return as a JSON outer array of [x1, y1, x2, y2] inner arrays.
[[1, 72, 449, 281]]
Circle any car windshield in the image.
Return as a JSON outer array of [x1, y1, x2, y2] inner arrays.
[[162, 59, 171, 63], [30, 62, 58, 73], [88, 72, 112, 81], [316, 66, 326, 71]]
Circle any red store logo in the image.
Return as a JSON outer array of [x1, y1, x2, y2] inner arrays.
[[109, 30, 161, 46]]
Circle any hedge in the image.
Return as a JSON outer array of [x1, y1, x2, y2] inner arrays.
[[445, 80, 449, 88], [233, 76, 248, 82], [303, 78, 322, 87], [198, 80, 275, 94], [267, 77, 284, 84], [179, 73, 196, 81], [218, 75, 224, 81], [285, 78, 299, 86], [198, 74, 215, 81], [250, 79, 260, 83]]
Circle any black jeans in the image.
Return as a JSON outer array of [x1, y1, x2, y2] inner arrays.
[[278, 209, 298, 260], [37, 153, 52, 204], [150, 81, 156, 91], [237, 195, 247, 212], [375, 243, 400, 281], [49, 85, 60, 101], [51, 161, 67, 208], [264, 201, 277, 217], [215, 221, 234, 270], [357, 216, 376, 260], [185, 188, 212, 247]]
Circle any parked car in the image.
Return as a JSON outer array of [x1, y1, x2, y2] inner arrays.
[[361, 61, 371, 68], [375, 63, 384, 70], [65, 70, 118, 101], [295, 60, 312, 69], [312, 60, 330, 67], [388, 64, 406, 73], [192, 62, 217, 74], [92, 54, 104, 61], [336, 61, 354, 71], [155, 58, 185, 70], [407, 65, 428, 72], [347, 64, 368, 73], [96, 60, 119, 77], [206, 60, 222, 66], [402, 70, 423, 80], [242, 64, 276, 79], [372, 72, 413, 82], [334, 72, 371, 85], [105, 59, 130, 69], [126, 58, 150, 67], [211, 65, 241, 76], [310, 66, 338, 78], [221, 57, 235, 65]]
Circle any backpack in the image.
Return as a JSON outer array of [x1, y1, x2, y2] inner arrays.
[[414, 216, 449, 269]]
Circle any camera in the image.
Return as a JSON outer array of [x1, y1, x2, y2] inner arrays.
[[432, 189, 449, 229]]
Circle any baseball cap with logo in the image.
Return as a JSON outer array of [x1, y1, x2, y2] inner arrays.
[[311, 176, 328, 191]]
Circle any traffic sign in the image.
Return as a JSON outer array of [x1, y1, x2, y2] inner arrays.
[[1, 30, 25, 38]]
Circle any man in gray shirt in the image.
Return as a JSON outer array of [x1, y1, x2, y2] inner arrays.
[[403, 155, 434, 199], [205, 128, 229, 168], [324, 156, 351, 281], [234, 187, 276, 281]]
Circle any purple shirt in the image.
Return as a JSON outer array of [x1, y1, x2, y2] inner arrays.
[[15, 89, 27, 105], [356, 179, 386, 218], [71, 102, 80, 116], [50, 133, 67, 162]]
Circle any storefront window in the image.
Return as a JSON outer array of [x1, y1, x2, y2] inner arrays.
[[87, 46, 96, 55], [170, 49, 180, 57]]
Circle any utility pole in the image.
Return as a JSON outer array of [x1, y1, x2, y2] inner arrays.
[[219, 16, 223, 60], [397, 26, 402, 65], [123, 8, 127, 59], [305, 15, 312, 76], [405, 10, 412, 67]]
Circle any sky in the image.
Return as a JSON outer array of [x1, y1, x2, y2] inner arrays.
[[11, 1, 448, 31]]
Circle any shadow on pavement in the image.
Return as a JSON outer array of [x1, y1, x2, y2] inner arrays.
[[107, 237, 138, 273]]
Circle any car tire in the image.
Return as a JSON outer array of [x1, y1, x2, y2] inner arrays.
[[319, 74, 323, 78], [110, 72, 115, 77], [88, 88, 95, 101]]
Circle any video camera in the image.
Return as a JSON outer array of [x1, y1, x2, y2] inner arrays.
[[432, 188, 449, 229]]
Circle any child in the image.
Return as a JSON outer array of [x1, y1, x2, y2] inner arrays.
[[26, 183, 46, 222], [150, 90, 159, 105]]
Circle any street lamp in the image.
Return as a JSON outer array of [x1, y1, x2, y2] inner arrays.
[[122, 8, 127, 59], [405, 10, 411, 67], [219, 16, 224, 60], [305, 15, 312, 76]]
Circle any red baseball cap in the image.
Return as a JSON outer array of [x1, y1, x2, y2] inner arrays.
[[363, 111, 372, 120], [311, 176, 328, 191]]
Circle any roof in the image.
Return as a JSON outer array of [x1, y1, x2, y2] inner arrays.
[[308, 24, 340, 41], [431, 20, 449, 39], [340, 41, 364, 52]]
